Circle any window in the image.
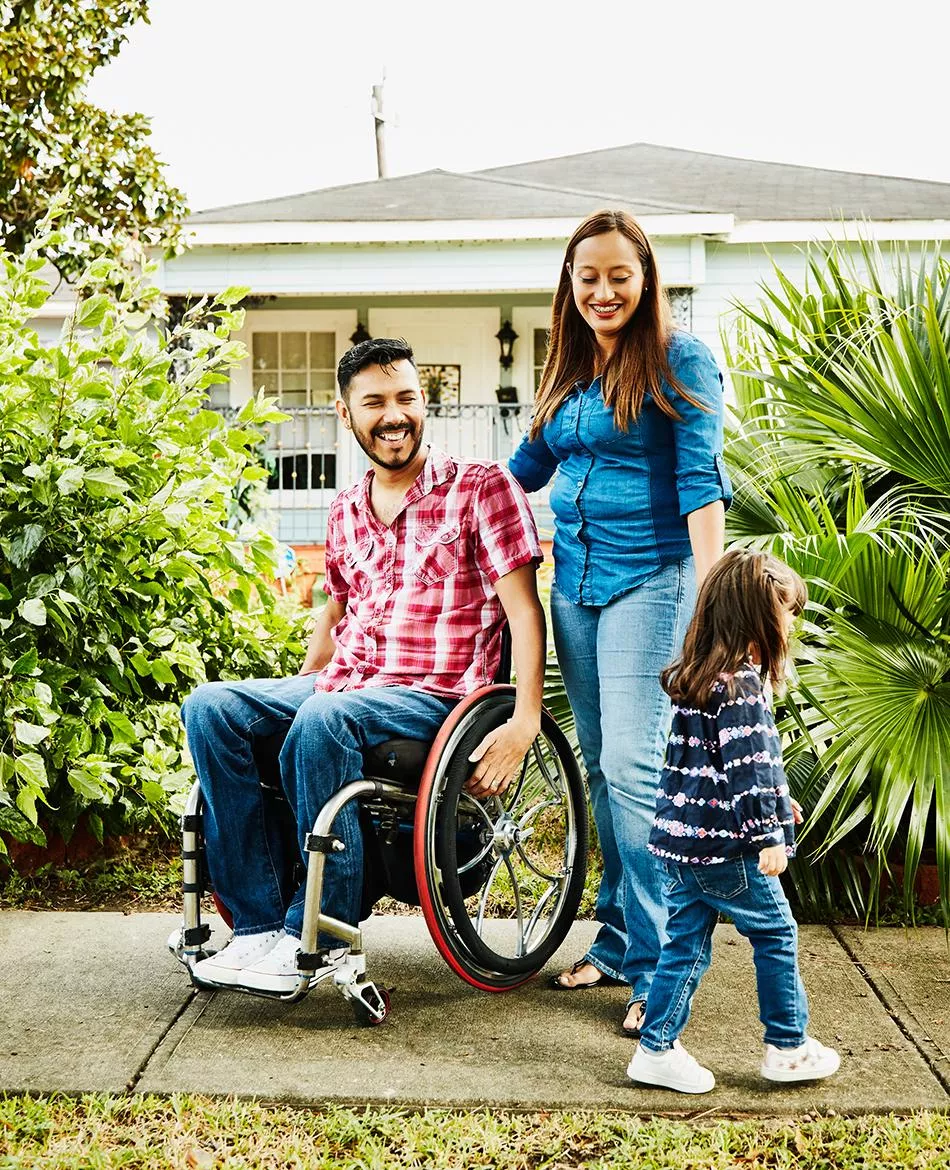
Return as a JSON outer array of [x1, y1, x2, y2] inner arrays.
[[251, 331, 336, 405]]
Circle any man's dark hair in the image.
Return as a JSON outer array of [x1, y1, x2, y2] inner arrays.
[[337, 337, 415, 399]]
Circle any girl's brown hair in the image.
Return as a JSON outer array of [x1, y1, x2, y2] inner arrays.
[[661, 548, 807, 707], [530, 209, 702, 439]]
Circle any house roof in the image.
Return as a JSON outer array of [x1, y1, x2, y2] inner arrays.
[[189, 168, 691, 223], [479, 144, 950, 221], [189, 143, 950, 226]]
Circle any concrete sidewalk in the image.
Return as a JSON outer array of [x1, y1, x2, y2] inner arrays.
[[1, 911, 948, 1115]]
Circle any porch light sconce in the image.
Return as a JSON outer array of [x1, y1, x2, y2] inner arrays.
[[496, 319, 518, 369], [350, 321, 372, 346]]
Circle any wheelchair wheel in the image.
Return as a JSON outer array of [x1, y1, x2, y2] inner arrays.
[[414, 687, 587, 991]]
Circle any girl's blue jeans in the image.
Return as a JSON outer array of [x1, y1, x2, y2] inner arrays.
[[640, 856, 810, 1052], [550, 558, 695, 1004], [181, 676, 455, 939]]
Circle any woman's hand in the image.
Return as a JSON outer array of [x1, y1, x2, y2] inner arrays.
[[790, 798, 803, 825], [758, 844, 788, 876]]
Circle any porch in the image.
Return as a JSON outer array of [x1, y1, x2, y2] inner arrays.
[[237, 401, 553, 546]]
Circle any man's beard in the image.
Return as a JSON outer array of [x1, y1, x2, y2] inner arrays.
[[351, 419, 425, 471]]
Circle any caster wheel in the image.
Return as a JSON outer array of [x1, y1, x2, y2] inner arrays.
[[352, 985, 391, 1027]]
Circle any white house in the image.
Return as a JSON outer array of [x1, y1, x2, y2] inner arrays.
[[154, 143, 950, 546]]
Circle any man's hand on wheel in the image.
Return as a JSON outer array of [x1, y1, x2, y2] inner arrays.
[[465, 716, 540, 799]]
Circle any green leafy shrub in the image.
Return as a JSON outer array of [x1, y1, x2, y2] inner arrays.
[[0, 226, 308, 853], [725, 238, 950, 923]]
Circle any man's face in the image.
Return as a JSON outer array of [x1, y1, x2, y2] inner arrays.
[[337, 359, 426, 471]]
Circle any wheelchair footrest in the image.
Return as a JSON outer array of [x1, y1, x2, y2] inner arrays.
[[297, 951, 331, 972], [306, 833, 345, 854]]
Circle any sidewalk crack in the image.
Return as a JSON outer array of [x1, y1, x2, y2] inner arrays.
[[831, 924, 950, 1095], [124, 987, 200, 1093]]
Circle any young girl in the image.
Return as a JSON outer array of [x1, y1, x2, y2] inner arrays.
[[627, 548, 840, 1094]]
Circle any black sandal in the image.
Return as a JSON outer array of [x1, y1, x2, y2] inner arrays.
[[549, 959, 624, 991], [621, 1002, 644, 1037]]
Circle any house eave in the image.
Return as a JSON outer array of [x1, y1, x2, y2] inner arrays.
[[727, 219, 950, 243], [183, 213, 736, 247]]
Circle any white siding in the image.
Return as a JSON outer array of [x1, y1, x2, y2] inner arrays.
[[158, 237, 701, 297], [367, 307, 500, 404]]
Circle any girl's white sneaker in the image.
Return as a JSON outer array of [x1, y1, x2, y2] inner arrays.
[[761, 1036, 840, 1082], [627, 1040, 716, 1094]]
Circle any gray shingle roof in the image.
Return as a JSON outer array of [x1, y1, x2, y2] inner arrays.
[[189, 144, 950, 224], [479, 143, 950, 221], [189, 168, 689, 223]]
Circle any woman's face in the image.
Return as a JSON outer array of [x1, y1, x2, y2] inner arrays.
[[569, 230, 646, 353]]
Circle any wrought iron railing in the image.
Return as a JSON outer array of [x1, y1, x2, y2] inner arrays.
[[220, 402, 551, 544]]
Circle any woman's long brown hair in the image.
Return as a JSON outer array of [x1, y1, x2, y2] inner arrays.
[[530, 209, 702, 439], [661, 548, 808, 708]]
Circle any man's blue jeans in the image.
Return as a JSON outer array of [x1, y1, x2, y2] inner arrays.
[[181, 676, 455, 938], [640, 856, 810, 1052], [551, 559, 695, 1002]]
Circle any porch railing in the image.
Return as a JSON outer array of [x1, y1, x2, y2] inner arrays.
[[223, 403, 552, 545]]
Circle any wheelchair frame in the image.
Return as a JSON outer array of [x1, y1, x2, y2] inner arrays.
[[174, 684, 588, 1025]]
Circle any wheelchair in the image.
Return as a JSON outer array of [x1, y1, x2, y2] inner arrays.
[[169, 674, 588, 1026]]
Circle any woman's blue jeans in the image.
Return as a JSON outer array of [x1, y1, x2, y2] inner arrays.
[[181, 676, 455, 939], [551, 559, 695, 1003], [640, 856, 809, 1052]]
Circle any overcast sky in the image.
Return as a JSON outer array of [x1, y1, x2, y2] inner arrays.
[[86, 0, 950, 213]]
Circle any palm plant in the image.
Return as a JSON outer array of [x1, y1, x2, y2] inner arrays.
[[725, 237, 950, 923]]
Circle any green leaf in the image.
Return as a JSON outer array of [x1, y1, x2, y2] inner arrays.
[[10, 647, 39, 676], [56, 465, 85, 495], [216, 285, 250, 307], [4, 523, 46, 568], [14, 721, 50, 745], [104, 711, 138, 743], [17, 598, 47, 626], [75, 294, 111, 328], [14, 751, 48, 789], [83, 467, 131, 497], [149, 659, 176, 685]]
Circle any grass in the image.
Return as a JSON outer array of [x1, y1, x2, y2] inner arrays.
[[2, 1095, 950, 1169]]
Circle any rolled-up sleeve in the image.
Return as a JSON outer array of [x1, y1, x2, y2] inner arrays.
[[665, 334, 733, 517], [508, 427, 560, 493], [472, 464, 543, 584]]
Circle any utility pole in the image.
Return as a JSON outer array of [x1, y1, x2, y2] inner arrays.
[[372, 78, 387, 179]]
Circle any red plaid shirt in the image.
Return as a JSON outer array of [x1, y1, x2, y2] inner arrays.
[[316, 447, 542, 698]]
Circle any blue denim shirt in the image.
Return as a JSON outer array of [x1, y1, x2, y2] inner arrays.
[[508, 330, 732, 606]]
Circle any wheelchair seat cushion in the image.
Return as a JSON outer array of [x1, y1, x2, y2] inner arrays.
[[361, 737, 432, 786]]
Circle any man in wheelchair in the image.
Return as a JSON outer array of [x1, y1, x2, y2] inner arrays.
[[178, 337, 546, 998]]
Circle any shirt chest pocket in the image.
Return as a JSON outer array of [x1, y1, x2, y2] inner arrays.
[[413, 522, 461, 586], [343, 538, 376, 595]]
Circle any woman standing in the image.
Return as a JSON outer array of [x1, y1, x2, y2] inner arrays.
[[509, 209, 731, 1035]]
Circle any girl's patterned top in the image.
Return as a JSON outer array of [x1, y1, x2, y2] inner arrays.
[[648, 665, 796, 865]]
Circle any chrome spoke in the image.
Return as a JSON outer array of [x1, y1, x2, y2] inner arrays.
[[458, 792, 499, 834], [523, 881, 560, 950], [474, 855, 505, 936], [457, 836, 495, 876], [502, 750, 532, 813], [514, 839, 567, 883], [532, 739, 565, 797], [502, 851, 526, 957]]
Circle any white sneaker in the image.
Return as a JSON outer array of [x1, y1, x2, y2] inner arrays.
[[627, 1040, 716, 1094], [239, 935, 348, 994], [191, 929, 283, 987], [761, 1036, 840, 1082]]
